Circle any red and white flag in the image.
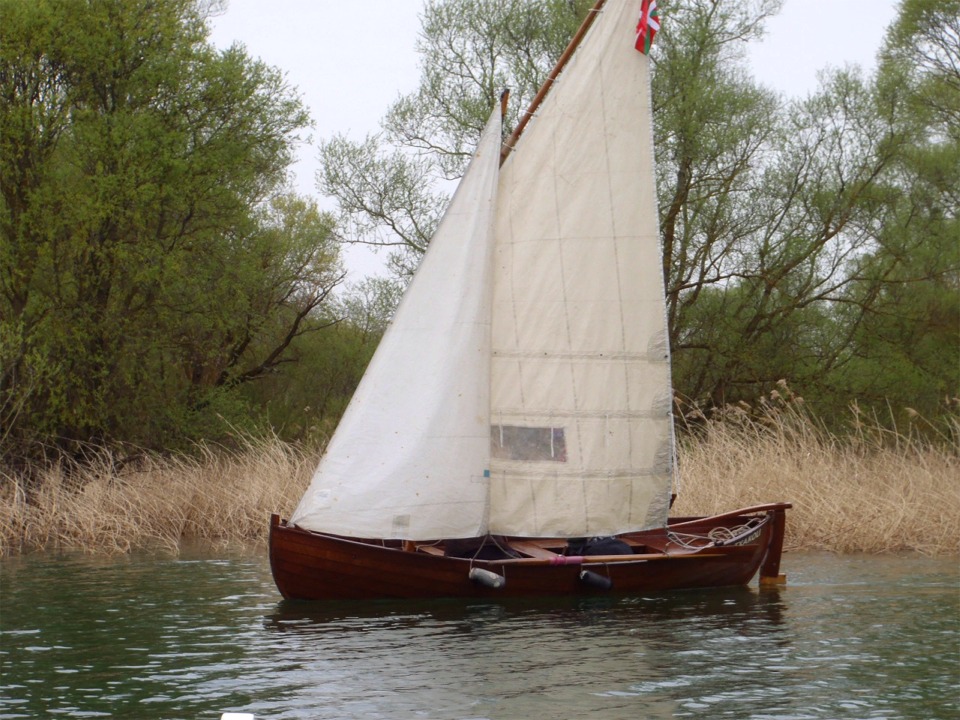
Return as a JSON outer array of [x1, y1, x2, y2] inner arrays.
[[635, 0, 660, 54]]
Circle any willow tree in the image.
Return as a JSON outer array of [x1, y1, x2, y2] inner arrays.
[[0, 0, 342, 459], [318, 0, 594, 276], [314, 0, 955, 424], [819, 0, 960, 423]]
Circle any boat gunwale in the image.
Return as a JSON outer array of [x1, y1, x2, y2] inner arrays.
[[272, 503, 787, 567]]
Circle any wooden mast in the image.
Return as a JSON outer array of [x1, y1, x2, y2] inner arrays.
[[500, 0, 608, 164]]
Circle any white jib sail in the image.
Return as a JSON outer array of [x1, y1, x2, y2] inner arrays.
[[289, 109, 502, 539], [488, 0, 674, 537]]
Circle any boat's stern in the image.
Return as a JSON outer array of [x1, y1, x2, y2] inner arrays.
[[758, 503, 790, 585]]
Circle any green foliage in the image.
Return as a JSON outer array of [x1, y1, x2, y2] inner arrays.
[[2, 0, 955, 461], [388, 0, 593, 176], [239, 277, 401, 447], [318, 134, 449, 277], [651, 0, 783, 399], [649, 0, 958, 431], [820, 0, 960, 426], [312, 0, 958, 432], [318, 0, 592, 276], [0, 0, 342, 459]]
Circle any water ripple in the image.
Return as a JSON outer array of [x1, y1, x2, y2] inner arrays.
[[1, 551, 956, 719]]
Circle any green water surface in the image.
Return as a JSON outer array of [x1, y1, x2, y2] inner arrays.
[[1, 550, 957, 719]]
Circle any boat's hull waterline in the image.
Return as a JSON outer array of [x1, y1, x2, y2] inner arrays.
[[269, 504, 790, 601]]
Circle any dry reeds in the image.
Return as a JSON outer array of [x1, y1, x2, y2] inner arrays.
[[2, 399, 957, 556], [0, 436, 314, 556], [672, 394, 960, 556]]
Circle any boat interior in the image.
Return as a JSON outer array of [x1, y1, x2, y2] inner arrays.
[[299, 506, 781, 563]]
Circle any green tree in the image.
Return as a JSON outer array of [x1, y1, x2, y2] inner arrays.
[[651, 0, 784, 403], [820, 0, 960, 424], [0, 0, 341, 458], [313, 0, 958, 427], [667, 63, 912, 407], [318, 0, 593, 277], [239, 276, 401, 446]]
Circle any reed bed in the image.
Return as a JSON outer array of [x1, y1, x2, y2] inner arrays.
[[672, 402, 960, 556], [0, 438, 314, 556], [2, 406, 957, 556]]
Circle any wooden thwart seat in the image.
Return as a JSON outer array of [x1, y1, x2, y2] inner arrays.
[[415, 544, 445, 556], [507, 540, 561, 560]]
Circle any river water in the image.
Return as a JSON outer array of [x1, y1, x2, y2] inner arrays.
[[0, 548, 956, 720]]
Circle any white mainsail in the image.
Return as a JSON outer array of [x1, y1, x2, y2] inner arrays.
[[289, 110, 502, 539], [291, 0, 674, 541], [488, 0, 673, 536]]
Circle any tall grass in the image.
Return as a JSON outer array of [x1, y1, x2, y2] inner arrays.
[[0, 437, 314, 555], [2, 404, 957, 556], [672, 398, 960, 556]]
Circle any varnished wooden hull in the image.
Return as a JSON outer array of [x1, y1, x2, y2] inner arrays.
[[268, 504, 790, 601]]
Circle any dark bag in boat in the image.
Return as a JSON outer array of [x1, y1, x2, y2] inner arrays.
[[445, 535, 520, 560], [567, 536, 633, 556]]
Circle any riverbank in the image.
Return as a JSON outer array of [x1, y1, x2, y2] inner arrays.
[[2, 412, 957, 556]]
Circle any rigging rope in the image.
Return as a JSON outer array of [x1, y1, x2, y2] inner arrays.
[[667, 517, 763, 549]]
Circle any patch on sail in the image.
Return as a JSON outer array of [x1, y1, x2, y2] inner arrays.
[[391, 514, 411, 538], [648, 329, 668, 359], [652, 389, 673, 416], [654, 436, 674, 474], [491, 425, 567, 462]]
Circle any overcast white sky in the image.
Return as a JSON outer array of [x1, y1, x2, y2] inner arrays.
[[208, 0, 901, 279]]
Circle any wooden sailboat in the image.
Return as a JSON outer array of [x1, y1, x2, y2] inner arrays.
[[269, 0, 790, 601]]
